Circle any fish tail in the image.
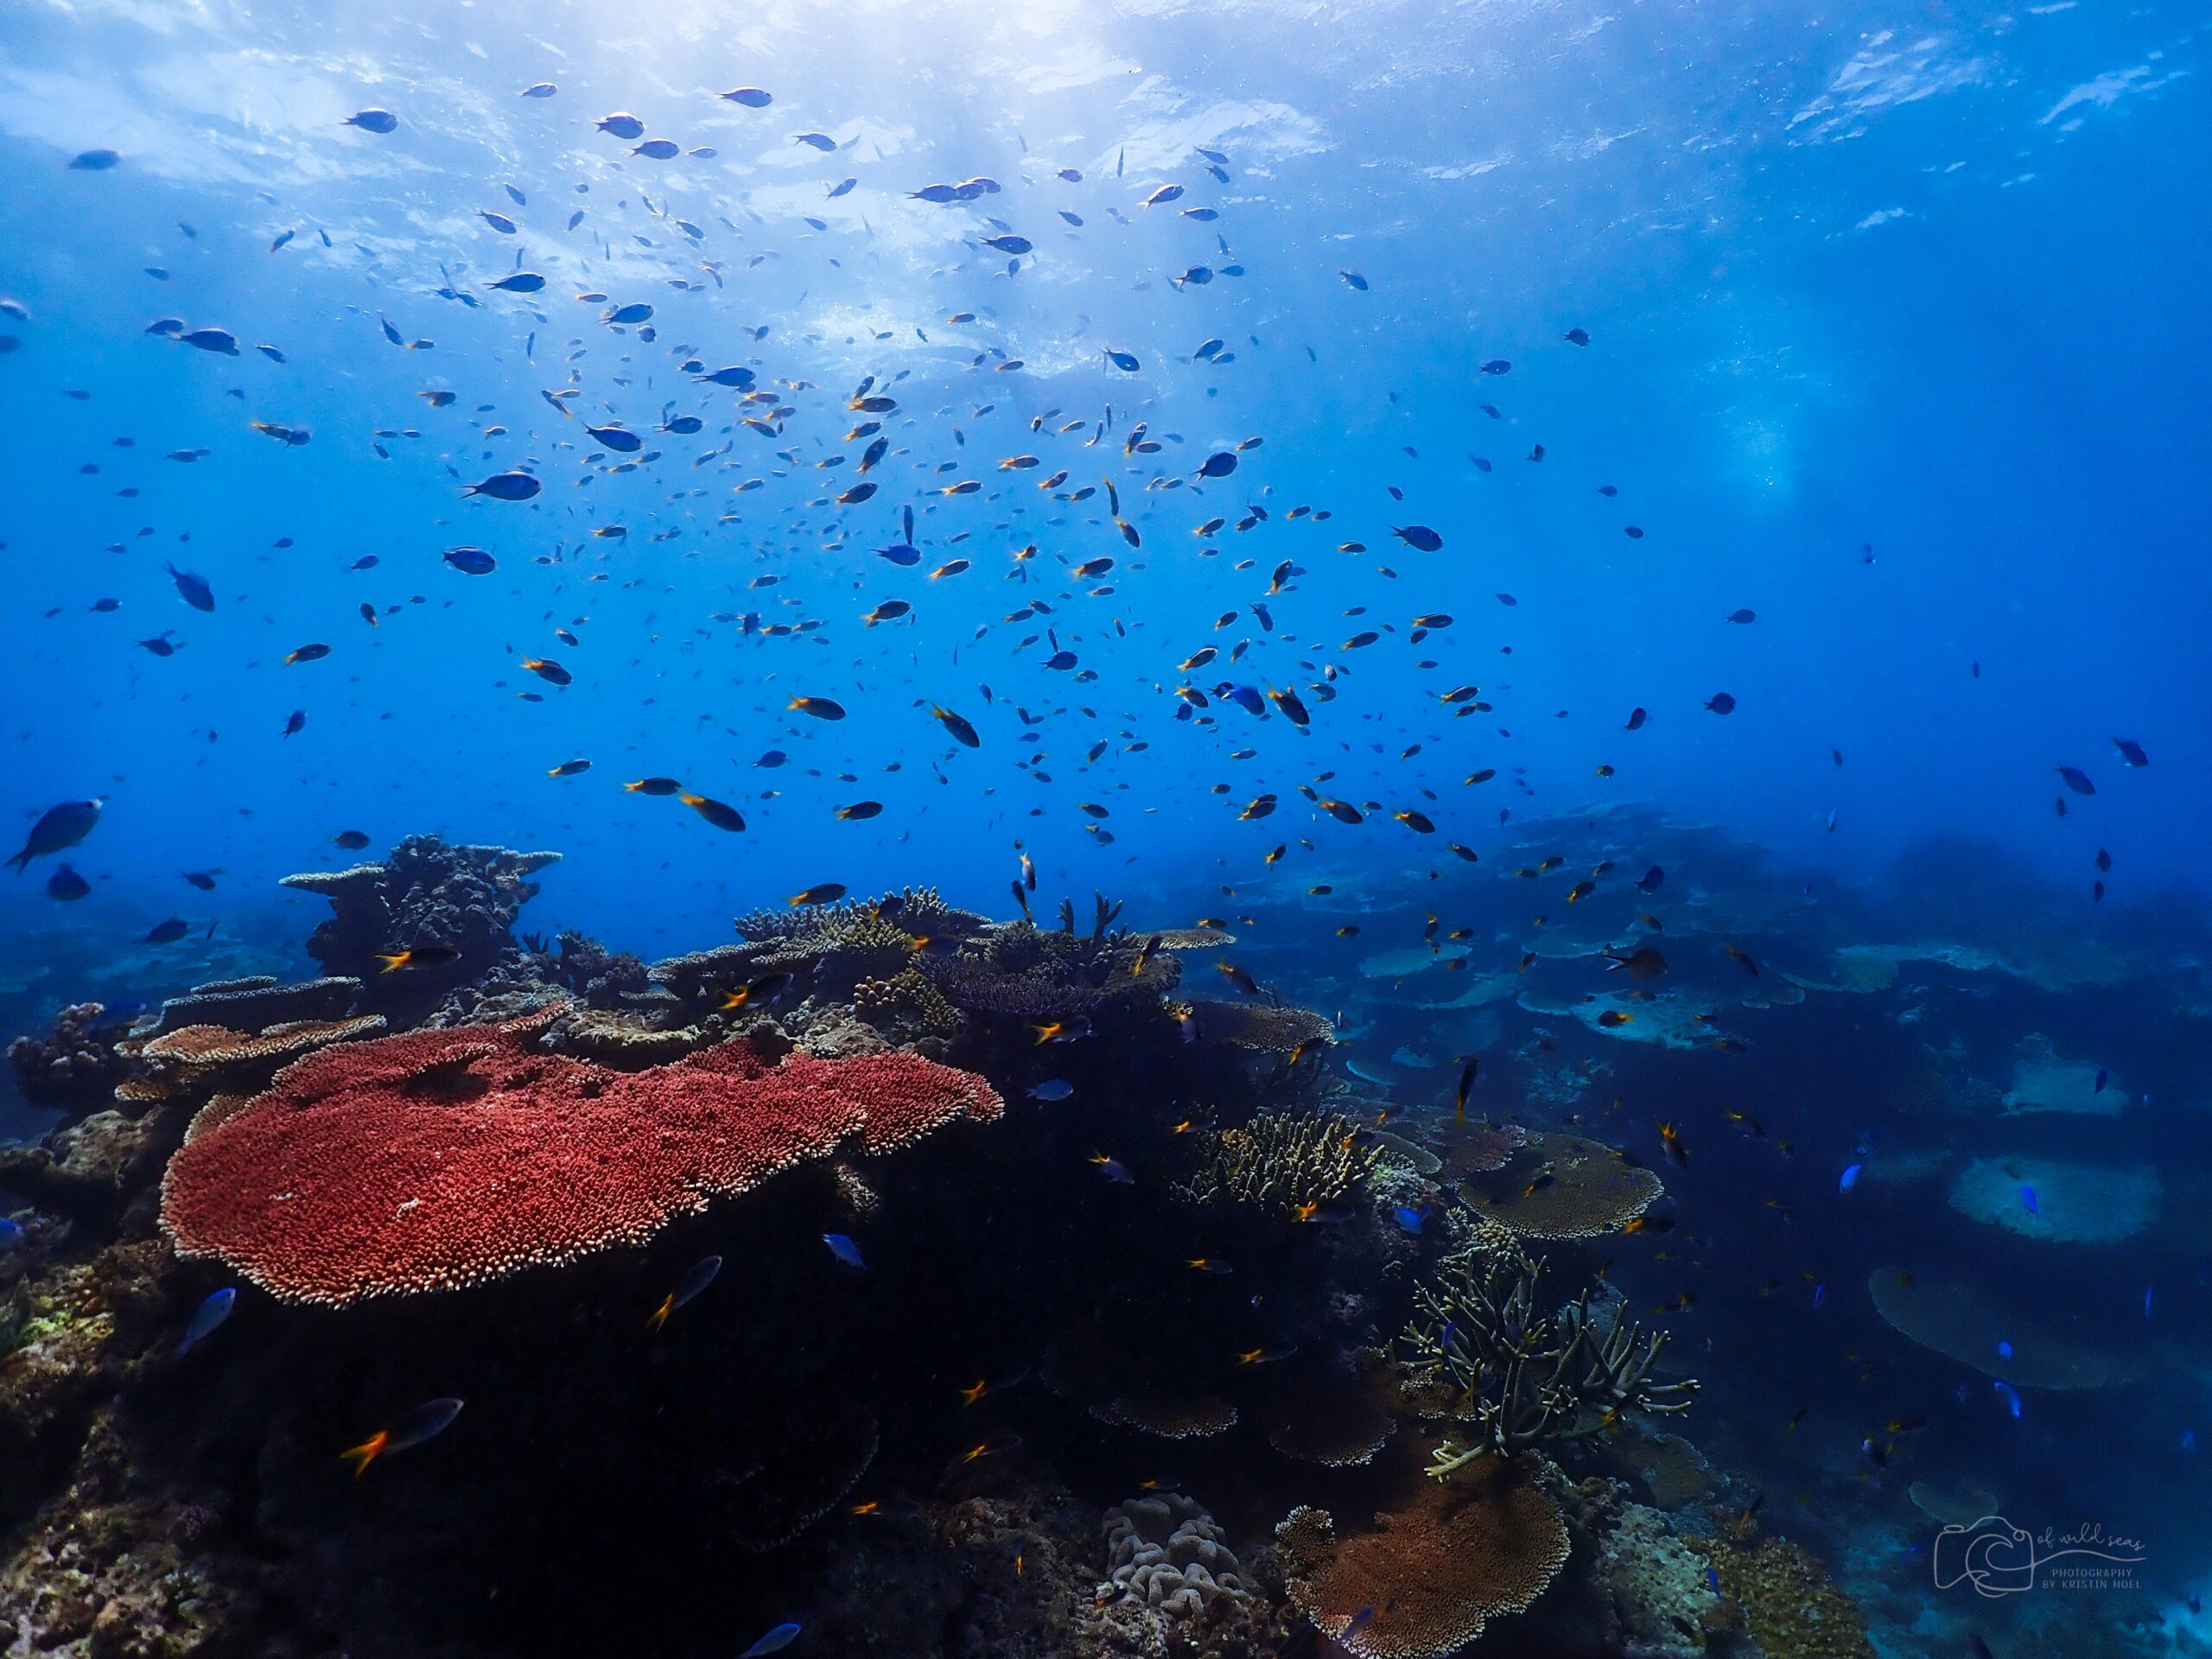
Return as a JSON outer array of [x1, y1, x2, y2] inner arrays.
[[339, 1433, 387, 1477], [374, 952, 408, 972]]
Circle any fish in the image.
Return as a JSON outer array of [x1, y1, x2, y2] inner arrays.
[[1839, 1164, 1863, 1192], [1392, 524, 1442, 552], [344, 109, 398, 134], [1089, 1154, 1135, 1185], [283, 643, 331, 664], [822, 1234, 866, 1269], [176, 1287, 237, 1357], [45, 863, 89, 901], [736, 1625, 801, 1659], [376, 944, 464, 972], [464, 471, 541, 501], [1027, 1079, 1075, 1102], [334, 830, 372, 850], [1704, 692, 1737, 715], [168, 565, 215, 611], [443, 546, 497, 575], [2056, 765, 2095, 796], [1455, 1058, 1476, 1124], [649, 1256, 723, 1330], [2112, 737, 2149, 767], [143, 918, 190, 944], [717, 973, 793, 1012], [625, 778, 682, 796], [9, 798, 103, 873], [547, 760, 591, 778], [789, 883, 848, 906], [340, 1397, 463, 1475], [679, 793, 747, 832], [790, 696, 847, 721], [520, 658, 570, 686]]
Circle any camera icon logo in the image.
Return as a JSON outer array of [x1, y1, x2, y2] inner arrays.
[[1934, 1515, 2039, 1598]]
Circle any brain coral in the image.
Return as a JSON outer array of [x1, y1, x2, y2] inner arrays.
[[159, 1008, 1001, 1305]]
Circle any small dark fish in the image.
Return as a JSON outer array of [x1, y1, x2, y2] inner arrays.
[[596, 112, 645, 140], [334, 830, 372, 850], [624, 777, 682, 796], [282, 709, 307, 738], [1704, 692, 1736, 715], [464, 471, 540, 501], [1196, 450, 1237, 479], [283, 643, 330, 664], [2112, 737, 2149, 767], [443, 546, 497, 575], [344, 110, 399, 135], [144, 918, 191, 944], [722, 87, 773, 108], [1392, 524, 1442, 552], [2056, 765, 2095, 796], [1624, 707, 1648, 731], [182, 870, 218, 890], [789, 696, 846, 721], [1564, 327, 1590, 345], [583, 423, 642, 453], [168, 564, 215, 611], [10, 799, 104, 873], [1338, 270, 1368, 290], [69, 148, 122, 169], [650, 1255, 723, 1328], [1725, 608, 1756, 624], [46, 863, 90, 902], [680, 792, 746, 832]]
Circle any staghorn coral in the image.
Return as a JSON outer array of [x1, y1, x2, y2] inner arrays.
[[148, 974, 359, 1036], [159, 1008, 1003, 1305], [1398, 1220, 1694, 1459], [1173, 1109, 1382, 1218], [1459, 1129, 1662, 1238], [6, 1003, 130, 1109], [1688, 1535, 1876, 1659], [1099, 1492, 1249, 1618], [280, 834, 559, 991], [1276, 1454, 1570, 1658]]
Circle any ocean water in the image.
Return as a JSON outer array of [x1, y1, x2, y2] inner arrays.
[[0, 3, 2207, 1656]]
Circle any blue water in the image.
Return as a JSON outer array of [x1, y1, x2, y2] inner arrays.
[[1, 2, 2207, 1653]]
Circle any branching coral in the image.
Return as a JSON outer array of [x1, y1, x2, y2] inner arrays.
[[1173, 1109, 1382, 1218], [1398, 1221, 1694, 1459]]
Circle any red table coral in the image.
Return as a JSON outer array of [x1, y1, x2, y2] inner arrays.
[[159, 1010, 1002, 1306]]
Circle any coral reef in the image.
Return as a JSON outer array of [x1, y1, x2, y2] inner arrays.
[[1398, 1218, 1694, 1459], [1948, 1154, 2159, 1243], [1867, 1266, 2148, 1389], [1099, 1491, 1249, 1617], [543, 930, 650, 1010], [1458, 1129, 1662, 1238], [6, 1003, 130, 1112], [1688, 1533, 1877, 1658], [137, 1013, 388, 1096], [1174, 1109, 1383, 1217], [280, 835, 560, 1006], [146, 973, 359, 1036], [160, 1009, 1003, 1304], [1275, 1453, 1571, 1657]]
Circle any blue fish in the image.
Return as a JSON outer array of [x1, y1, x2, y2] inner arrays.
[[822, 1234, 866, 1269], [1027, 1079, 1074, 1102], [1838, 1163, 1863, 1193], [1811, 1281, 1827, 1309], [738, 1624, 801, 1659], [2145, 1287, 2155, 1319], [177, 1287, 236, 1356], [1993, 1380, 2022, 1419], [2019, 1185, 2038, 1215], [1392, 1205, 1425, 1235], [1224, 684, 1266, 717], [1997, 1339, 2014, 1359], [2183, 1429, 2197, 1452], [168, 563, 214, 611], [0, 1217, 25, 1251]]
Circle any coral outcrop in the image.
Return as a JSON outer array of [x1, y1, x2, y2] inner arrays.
[[1099, 1492, 1249, 1617], [6, 1004, 130, 1112]]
